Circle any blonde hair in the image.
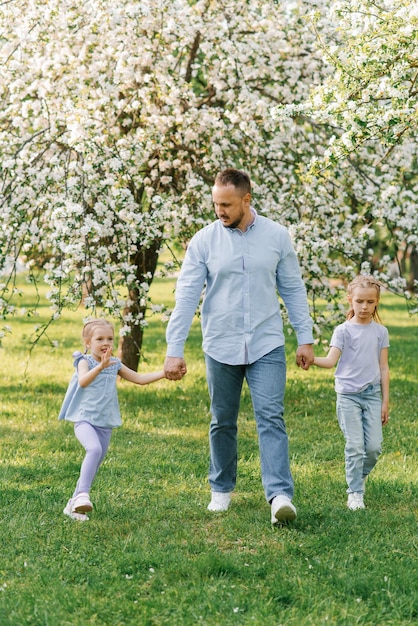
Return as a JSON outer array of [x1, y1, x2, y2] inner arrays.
[[346, 275, 382, 322], [82, 319, 114, 347]]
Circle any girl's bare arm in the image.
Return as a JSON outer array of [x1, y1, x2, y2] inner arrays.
[[380, 347, 390, 425], [118, 364, 166, 385], [313, 346, 341, 369]]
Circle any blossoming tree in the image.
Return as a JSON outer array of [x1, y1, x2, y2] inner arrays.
[[0, 0, 417, 368], [296, 0, 418, 310]]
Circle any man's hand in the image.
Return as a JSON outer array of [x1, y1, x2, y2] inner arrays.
[[164, 356, 187, 380], [296, 344, 315, 371]]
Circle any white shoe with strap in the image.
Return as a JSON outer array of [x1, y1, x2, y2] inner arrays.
[[72, 492, 93, 513], [63, 499, 89, 522]]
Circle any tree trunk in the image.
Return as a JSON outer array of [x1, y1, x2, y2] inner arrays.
[[118, 238, 161, 371], [409, 246, 418, 291]]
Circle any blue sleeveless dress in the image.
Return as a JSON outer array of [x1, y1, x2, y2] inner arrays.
[[58, 352, 123, 428]]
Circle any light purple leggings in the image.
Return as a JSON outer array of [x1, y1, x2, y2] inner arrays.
[[72, 421, 112, 498]]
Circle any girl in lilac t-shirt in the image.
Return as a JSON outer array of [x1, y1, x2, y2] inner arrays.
[[313, 276, 390, 511]]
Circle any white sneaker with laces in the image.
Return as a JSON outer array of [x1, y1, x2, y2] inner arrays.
[[271, 495, 297, 524], [63, 499, 89, 522], [207, 492, 232, 512], [347, 492, 365, 510]]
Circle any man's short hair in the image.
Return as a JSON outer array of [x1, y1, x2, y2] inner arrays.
[[214, 169, 251, 196]]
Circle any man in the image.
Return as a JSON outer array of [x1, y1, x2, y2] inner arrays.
[[164, 169, 314, 524]]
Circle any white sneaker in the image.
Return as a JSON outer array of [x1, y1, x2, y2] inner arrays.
[[347, 492, 365, 510], [63, 499, 89, 522], [271, 495, 297, 524], [207, 492, 232, 512]]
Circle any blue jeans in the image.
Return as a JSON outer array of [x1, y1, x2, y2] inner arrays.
[[336, 384, 383, 494], [204, 346, 293, 503]]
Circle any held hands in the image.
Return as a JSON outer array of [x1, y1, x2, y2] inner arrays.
[[296, 344, 315, 371], [164, 356, 187, 381], [164, 346, 315, 379]]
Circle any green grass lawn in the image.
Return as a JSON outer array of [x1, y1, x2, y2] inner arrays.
[[0, 280, 417, 625]]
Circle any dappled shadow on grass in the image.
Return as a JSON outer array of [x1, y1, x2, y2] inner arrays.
[[0, 381, 67, 396], [1, 289, 417, 624], [1, 448, 417, 625]]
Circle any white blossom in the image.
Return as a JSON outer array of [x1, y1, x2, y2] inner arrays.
[[0, 0, 416, 349]]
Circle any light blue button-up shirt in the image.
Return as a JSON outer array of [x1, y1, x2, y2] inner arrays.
[[166, 210, 314, 365]]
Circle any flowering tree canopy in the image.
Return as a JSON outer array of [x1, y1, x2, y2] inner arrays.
[[0, 0, 417, 368], [271, 0, 418, 320], [284, 0, 418, 319]]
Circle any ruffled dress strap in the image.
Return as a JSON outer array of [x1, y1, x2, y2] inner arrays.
[[72, 351, 87, 367]]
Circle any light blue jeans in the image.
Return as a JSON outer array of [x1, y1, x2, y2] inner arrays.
[[204, 346, 293, 503], [336, 384, 383, 494]]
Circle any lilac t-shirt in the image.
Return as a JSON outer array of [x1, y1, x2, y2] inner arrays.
[[330, 320, 389, 394]]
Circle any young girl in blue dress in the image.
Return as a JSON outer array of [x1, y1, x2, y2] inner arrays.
[[313, 275, 390, 510], [59, 318, 166, 521]]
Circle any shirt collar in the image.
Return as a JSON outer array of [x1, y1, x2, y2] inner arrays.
[[228, 208, 257, 233], [248, 208, 257, 229]]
